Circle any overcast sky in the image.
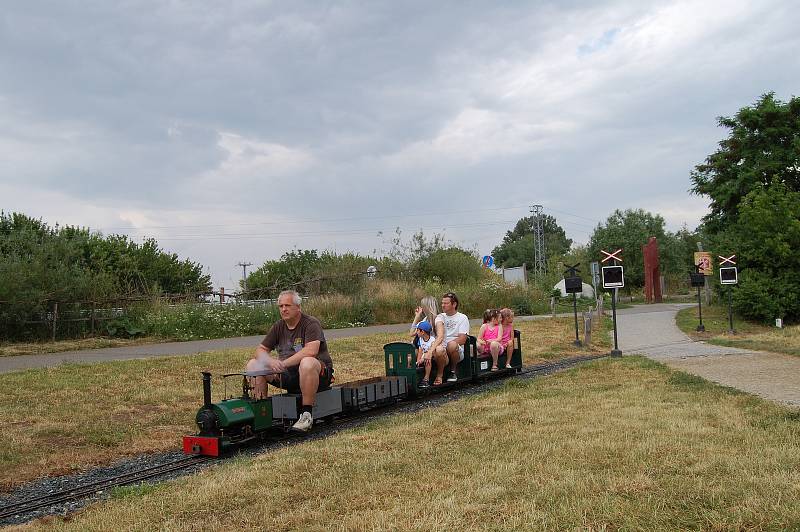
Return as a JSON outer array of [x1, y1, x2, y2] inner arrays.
[[1, 1, 797, 289]]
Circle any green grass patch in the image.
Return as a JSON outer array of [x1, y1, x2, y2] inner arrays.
[[676, 305, 800, 357], [667, 370, 746, 397], [28, 356, 800, 530]]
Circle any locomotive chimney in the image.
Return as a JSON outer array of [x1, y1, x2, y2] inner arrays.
[[202, 372, 212, 408]]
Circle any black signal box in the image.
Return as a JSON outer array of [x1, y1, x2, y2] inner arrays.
[[720, 267, 738, 285], [601, 266, 624, 288], [564, 276, 582, 294], [690, 272, 706, 287]]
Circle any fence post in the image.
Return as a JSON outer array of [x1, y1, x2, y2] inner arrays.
[[550, 297, 556, 317], [583, 311, 592, 345], [52, 301, 58, 342], [90, 301, 96, 335]]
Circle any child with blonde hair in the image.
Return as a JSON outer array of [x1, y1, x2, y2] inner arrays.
[[499, 308, 515, 369], [476, 308, 504, 371]]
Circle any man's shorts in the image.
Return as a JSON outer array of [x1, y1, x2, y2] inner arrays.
[[271, 364, 333, 394], [447, 341, 464, 362]]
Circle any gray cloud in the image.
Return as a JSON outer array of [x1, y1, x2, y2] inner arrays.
[[1, 0, 798, 285]]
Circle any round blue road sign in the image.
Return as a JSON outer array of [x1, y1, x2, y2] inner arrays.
[[481, 255, 494, 268]]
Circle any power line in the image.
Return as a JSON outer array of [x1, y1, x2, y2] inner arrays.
[[96, 204, 536, 232], [541, 206, 602, 224], [148, 219, 522, 241]]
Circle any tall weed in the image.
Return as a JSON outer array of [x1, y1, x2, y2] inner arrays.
[[140, 302, 278, 340]]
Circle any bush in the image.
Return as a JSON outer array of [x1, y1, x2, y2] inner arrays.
[[0, 212, 211, 341], [105, 316, 145, 338], [732, 270, 791, 323], [416, 247, 483, 285]]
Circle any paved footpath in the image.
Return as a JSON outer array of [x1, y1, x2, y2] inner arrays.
[[5, 305, 799, 409], [617, 303, 800, 408], [0, 322, 412, 374], [3, 316, 549, 374], [0, 313, 579, 374]]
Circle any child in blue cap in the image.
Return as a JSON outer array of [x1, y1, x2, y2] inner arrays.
[[415, 320, 436, 388]]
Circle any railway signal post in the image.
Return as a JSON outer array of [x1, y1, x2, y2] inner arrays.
[[563, 263, 583, 347], [690, 265, 706, 332], [719, 254, 738, 334], [600, 249, 624, 357]]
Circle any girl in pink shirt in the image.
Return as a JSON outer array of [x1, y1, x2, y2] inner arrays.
[[476, 309, 504, 371]]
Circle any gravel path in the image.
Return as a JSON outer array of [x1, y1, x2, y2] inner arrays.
[[617, 303, 800, 408]]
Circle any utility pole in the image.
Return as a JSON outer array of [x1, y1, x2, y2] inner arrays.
[[530, 204, 546, 279], [236, 261, 252, 293]]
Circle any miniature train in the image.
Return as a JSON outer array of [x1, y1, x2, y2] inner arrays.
[[183, 331, 523, 456]]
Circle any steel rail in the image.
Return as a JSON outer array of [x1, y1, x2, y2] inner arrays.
[[0, 455, 213, 520]]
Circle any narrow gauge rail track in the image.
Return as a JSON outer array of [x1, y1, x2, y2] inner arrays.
[[0, 455, 214, 521], [1, 353, 606, 524]]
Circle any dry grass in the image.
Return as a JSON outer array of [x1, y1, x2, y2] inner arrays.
[[0, 318, 598, 491], [20, 357, 800, 531], [676, 306, 800, 357], [0, 337, 165, 358], [373, 279, 420, 301]]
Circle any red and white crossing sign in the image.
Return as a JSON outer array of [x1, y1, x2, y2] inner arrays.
[[600, 248, 623, 263], [718, 254, 736, 266]]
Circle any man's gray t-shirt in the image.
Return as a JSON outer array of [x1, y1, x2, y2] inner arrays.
[[260, 313, 333, 369]]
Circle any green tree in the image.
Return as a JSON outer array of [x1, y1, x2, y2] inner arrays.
[[587, 209, 668, 288], [690, 92, 800, 231], [690, 93, 800, 322], [492, 215, 572, 269], [0, 211, 212, 339], [245, 249, 406, 297], [659, 225, 702, 279], [245, 249, 322, 297], [715, 183, 800, 322]]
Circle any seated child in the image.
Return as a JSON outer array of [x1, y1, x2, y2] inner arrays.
[[499, 308, 515, 369], [415, 321, 437, 388], [476, 308, 504, 371]]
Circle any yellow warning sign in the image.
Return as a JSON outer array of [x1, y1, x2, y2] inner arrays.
[[694, 252, 713, 276]]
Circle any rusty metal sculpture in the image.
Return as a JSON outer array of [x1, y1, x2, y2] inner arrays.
[[642, 236, 662, 303]]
